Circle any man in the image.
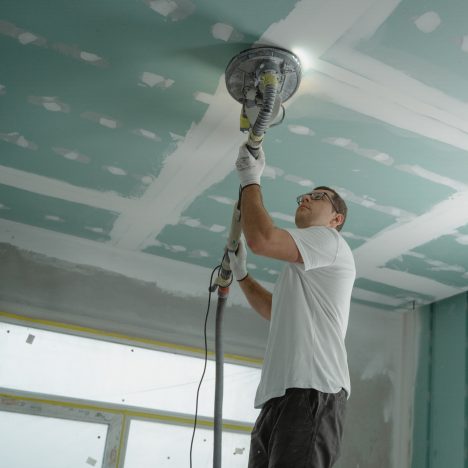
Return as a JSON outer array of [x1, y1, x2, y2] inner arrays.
[[228, 144, 356, 468]]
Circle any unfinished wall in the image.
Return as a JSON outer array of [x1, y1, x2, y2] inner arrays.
[[0, 243, 417, 467]]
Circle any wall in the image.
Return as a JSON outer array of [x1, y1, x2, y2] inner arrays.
[[337, 302, 418, 468], [412, 292, 468, 468], [0, 243, 417, 467]]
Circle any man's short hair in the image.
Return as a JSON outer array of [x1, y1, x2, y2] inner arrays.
[[314, 186, 347, 232]]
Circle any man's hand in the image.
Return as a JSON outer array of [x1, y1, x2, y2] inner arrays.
[[235, 144, 265, 188], [227, 238, 248, 281]]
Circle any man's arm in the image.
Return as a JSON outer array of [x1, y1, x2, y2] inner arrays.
[[241, 184, 302, 263], [227, 238, 272, 320], [238, 275, 272, 321]]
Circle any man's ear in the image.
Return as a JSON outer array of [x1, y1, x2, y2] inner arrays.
[[331, 213, 344, 229]]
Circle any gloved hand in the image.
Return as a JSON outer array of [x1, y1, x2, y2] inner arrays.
[[235, 144, 265, 188], [227, 238, 248, 281]]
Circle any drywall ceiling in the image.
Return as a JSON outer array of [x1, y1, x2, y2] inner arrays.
[[1, 0, 468, 312]]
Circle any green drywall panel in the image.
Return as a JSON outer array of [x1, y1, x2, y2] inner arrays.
[[0, 184, 118, 241], [411, 304, 432, 468], [386, 232, 468, 288], [354, 278, 434, 304], [346, 0, 468, 100], [286, 96, 468, 191], [0, 0, 298, 198], [429, 293, 467, 468], [413, 234, 468, 269], [386, 253, 468, 289]]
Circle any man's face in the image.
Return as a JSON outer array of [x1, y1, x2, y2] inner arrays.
[[294, 190, 343, 229]]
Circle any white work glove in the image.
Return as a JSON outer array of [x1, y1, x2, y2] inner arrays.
[[235, 144, 265, 188], [227, 238, 248, 281]]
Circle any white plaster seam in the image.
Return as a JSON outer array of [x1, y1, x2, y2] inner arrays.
[[0, 165, 134, 212]]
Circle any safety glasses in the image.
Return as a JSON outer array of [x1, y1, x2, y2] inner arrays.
[[296, 191, 339, 213]]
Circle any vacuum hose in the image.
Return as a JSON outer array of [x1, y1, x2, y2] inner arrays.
[[212, 72, 279, 468], [247, 71, 279, 158], [213, 287, 228, 468]]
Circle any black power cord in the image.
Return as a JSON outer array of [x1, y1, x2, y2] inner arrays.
[[189, 263, 222, 468]]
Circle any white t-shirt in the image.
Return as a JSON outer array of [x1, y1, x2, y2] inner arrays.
[[254, 226, 356, 408]]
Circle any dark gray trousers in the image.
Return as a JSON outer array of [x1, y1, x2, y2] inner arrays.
[[248, 387, 346, 468]]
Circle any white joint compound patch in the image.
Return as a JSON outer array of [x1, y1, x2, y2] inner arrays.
[[28, 96, 70, 113], [263, 165, 285, 179], [81, 112, 121, 129], [212, 23, 234, 41], [80, 51, 102, 63], [147, 0, 178, 16], [141, 175, 153, 185], [209, 224, 225, 233], [0, 132, 37, 150], [145, 0, 195, 21], [0, 20, 46, 47], [190, 249, 209, 258], [85, 227, 105, 234], [45, 215, 63, 222], [454, 234, 468, 245], [140, 72, 174, 88], [270, 212, 295, 223], [182, 218, 200, 227], [208, 195, 236, 206], [323, 137, 394, 166], [414, 11, 441, 33], [335, 186, 415, 221], [194, 91, 214, 105], [53, 43, 108, 67], [133, 129, 162, 141], [153, 240, 186, 253], [105, 166, 127, 176], [53, 147, 90, 163], [0, 21, 108, 67], [396, 164, 468, 191], [18, 31, 39, 45], [406, 251, 466, 274], [211, 23, 244, 43], [169, 132, 184, 141], [288, 124, 315, 136], [99, 117, 117, 129], [264, 268, 279, 276], [0, 84, 6, 95], [284, 174, 314, 187], [461, 35, 468, 53], [180, 217, 226, 233]]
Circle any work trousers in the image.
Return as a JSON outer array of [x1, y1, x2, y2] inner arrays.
[[248, 387, 346, 468]]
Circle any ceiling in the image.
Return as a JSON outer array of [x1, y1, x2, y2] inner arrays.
[[1, 0, 468, 312]]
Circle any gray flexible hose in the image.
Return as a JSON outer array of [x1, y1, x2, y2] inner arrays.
[[253, 82, 278, 137], [213, 291, 227, 468], [212, 74, 279, 468], [248, 78, 279, 158]]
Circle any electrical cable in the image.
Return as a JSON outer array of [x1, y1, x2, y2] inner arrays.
[[189, 263, 221, 468]]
